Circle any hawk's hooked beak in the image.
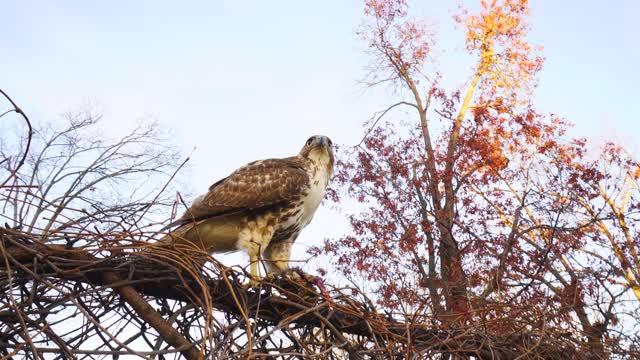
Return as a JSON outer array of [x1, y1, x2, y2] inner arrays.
[[301, 135, 333, 157], [314, 136, 331, 148]]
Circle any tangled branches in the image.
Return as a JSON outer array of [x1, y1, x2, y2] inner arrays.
[[0, 230, 579, 359]]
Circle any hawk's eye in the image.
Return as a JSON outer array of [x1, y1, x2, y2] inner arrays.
[[306, 138, 314, 146], [327, 139, 332, 146]]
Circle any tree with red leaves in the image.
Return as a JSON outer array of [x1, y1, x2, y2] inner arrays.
[[315, 0, 640, 357]]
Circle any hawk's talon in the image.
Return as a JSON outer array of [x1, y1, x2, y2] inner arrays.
[[271, 268, 335, 308]]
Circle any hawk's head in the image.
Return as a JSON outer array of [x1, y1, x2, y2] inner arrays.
[[300, 135, 334, 172]]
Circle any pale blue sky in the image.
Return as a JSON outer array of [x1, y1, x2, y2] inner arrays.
[[2, 1, 639, 269]]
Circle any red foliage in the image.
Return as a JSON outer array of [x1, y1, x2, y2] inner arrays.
[[313, 0, 640, 356]]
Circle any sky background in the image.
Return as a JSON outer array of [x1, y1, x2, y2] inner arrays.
[[2, 0, 639, 273]]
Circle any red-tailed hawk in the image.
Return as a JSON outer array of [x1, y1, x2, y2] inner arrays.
[[158, 135, 334, 280]]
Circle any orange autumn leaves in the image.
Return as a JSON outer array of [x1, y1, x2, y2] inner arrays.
[[456, 0, 544, 104]]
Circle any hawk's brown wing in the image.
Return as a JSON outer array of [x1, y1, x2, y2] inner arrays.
[[170, 157, 309, 228]]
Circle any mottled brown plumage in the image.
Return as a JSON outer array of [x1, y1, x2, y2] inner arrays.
[[158, 135, 334, 280], [169, 158, 309, 226]]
